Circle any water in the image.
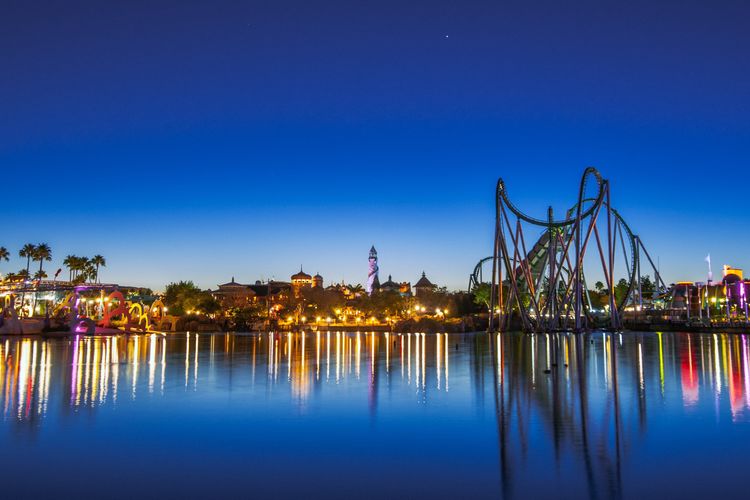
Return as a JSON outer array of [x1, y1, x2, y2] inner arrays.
[[1, 331, 748, 499]]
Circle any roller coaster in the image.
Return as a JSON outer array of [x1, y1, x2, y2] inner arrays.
[[471, 167, 667, 333]]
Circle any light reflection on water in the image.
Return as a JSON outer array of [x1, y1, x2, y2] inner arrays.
[[1, 331, 750, 499]]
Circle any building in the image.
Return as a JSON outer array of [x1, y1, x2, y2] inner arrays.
[[378, 274, 412, 297], [413, 272, 437, 296], [211, 278, 256, 308], [313, 273, 323, 289], [291, 267, 313, 296], [379, 275, 400, 293], [367, 246, 380, 295]]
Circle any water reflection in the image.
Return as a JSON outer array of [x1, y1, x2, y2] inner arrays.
[[1, 331, 750, 498]]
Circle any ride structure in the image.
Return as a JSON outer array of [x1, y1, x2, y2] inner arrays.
[[480, 167, 666, 333]]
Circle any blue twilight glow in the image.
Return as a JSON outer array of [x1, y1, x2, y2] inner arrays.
[[2, 1, 748, 290]]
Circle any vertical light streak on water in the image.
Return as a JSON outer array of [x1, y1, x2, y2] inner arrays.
[[70, 336, 79, 406], [658, 332, 665, 395], [36, 342, 46, 415], [30, 341, 38, 417], [370, 332, 375, 376], [301, 331, 306, 375], [348, 335, 353, 376], [111, 337, 119, 403], [161, 336, 166, 394], [713, 334, 721, 394], [100, 339, 109, 404], [267, 332, 273, 378], [700, 337, 706, 384], [185, 333, 190, 388], [326, 331, 330, 381], [638, 342, 644, 390], [194, 334, 199, 389], [275, 337, 280, 382], [336, 332, 341, 383], [287, 332, 292, 381], [400, 335, 404, 380], [603, 333, 609, 389], [92, 339, 100, 403], [316, 331, 320, 381], [445, 333, 449, 392], [407, 333, 412, 384], [355, 333, 361, 380], [16, 340, 30, 418], [496, 333, 502, 387], [132, 335, 139, 399], [385, 332, 390, 373], [148, 334, 157, 393], [743, 336, 750, 409], [721, 335, 729, 390], [415, 333, 420, 388], [421, 333, 426, 390], [84, 338, 92, 405], [436, 333, 442, 390], [252, 335, 257, 386], [545, 334, 551, 371], [531, 334, 536, 386]]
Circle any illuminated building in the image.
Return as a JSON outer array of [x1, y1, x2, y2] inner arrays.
[[366, 246, 380, 295], [211, 277, 256, 307], [291, 267, 313, 296], [313, 273, 323, 289], [413, 272, 436, 296]]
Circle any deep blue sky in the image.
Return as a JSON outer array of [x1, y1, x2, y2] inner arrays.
[[2, 0, 748, 291]]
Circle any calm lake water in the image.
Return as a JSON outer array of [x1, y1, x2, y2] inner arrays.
[[1, 331, 748, 499]]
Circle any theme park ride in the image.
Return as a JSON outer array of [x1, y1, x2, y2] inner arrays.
[[0, 283, 178, 335], [473, 167, 667, 333]]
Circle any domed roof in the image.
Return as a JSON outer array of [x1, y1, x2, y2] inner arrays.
[[292, 266, 311, 280]]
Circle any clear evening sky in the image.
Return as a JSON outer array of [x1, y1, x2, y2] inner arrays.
[[2, 1, 748, 291]]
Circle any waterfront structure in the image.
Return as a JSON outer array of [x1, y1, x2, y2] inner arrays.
[[212, 277, 256, 307], [380, 275, 400, 293], [414, 272, 436, 296], [313, 273, 323, 289], [487, 167, 667, 332], [291, 267, 314, 296], [366, 246, 379, 295]]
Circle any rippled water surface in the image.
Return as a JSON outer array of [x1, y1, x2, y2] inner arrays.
[[1, 331, 749, 499]]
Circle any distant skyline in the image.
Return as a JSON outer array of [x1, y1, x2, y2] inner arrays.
[[3, 1, 748, 291]]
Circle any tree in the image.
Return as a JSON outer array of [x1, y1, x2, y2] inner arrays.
[[164, 281, 214, 316], [641, 275, 656, 296], [0, 247, 8, 278], [472, 283, 492, 311], [614, 278, 630, 305], [594, 281, 604, 294], [33, 270, 47, 280], [33, 243, 52, 278], [63, 255, 75, 281], [17, 269, 30, 280], [91, 255, 106, 283], [19, 243, 36, 276]]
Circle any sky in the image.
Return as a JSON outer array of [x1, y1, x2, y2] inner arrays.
[[2, 0, 748, 292]]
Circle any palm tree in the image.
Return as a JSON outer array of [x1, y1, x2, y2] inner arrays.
[[33, 243, 52, 278], [17, 269, 30, 280], [91, 255, 106, 283], [33, 270, 47, 280], [19, 243, 36, 275], [0, 247, 8, 277], [63, 255, 75, 281]]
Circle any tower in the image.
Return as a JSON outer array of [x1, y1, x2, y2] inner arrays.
[[367, 246, 380, 295]]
